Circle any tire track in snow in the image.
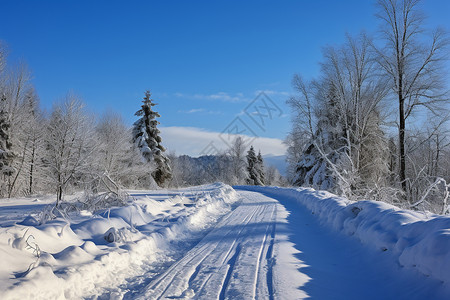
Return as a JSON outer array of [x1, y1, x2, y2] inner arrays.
[[178, 204, 263, 299], [170, 203, 264, 299], [219, 243, 241, 300], [253, 203, 277, 300], [219, 194, 277, 299], [191, 195, 271, 299], [134, 195, 264, 299], [265, 206, 276, 300], [132, 191, 279, 299]]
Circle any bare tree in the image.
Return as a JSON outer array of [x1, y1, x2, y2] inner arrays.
[[375, 0, 449, 198], [0, 62, 34, 197], [228, 136, 248, 185], [265, 165, 285, 186], [403, 117, 450, 213], [25, 89, 45, 195], [7, 87, 43, 197], [0, 43, 7, 90], [288, 34, 391, 199], [43, 94, 95, 204], [95, 111, 135, 187], [0, 95, 15, 196]]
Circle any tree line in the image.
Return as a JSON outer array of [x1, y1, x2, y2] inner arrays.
[[0, 47, 281, 203], [0, 43, 179, 203], [169, 137, 284, 188], [286, 0, 450, 214], [0, 83, 161, 203]]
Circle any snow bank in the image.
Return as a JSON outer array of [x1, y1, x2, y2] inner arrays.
[[239, 186, 450, 285], [0, 183, 239, 299]]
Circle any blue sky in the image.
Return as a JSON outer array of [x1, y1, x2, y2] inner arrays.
[[1, 0, 449, 156]]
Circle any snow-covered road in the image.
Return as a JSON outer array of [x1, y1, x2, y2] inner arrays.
[[131, 190, 280, 299], [126, 188, 449, 300], [2, 185, 449, 299]]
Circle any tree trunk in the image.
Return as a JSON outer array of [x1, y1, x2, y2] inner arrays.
[[57, 186, 63, 206], [398, 87, 407, 198], [434, 134, 440, 177], [29, 146, 35, 194], [57, 171, 63, 206]]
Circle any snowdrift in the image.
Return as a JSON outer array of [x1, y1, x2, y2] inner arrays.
[[0, 183, 239, 299], [238, 186, 450, 286]]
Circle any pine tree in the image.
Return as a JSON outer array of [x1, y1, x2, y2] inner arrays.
[[256, 151, 265, 185], [132, 90, 172, 187], [246, 146, 263, 186]]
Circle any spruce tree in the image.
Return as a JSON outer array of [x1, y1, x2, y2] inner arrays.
[[246, 146, 263, 186], [132, 90, 172, 187], [256, 151, 265, 185]]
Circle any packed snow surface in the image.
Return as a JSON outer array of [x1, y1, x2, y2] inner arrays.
[[1, 184, 449, 299], [243, 187, 450, 284]]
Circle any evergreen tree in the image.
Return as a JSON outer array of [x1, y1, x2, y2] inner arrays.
[[246, 146, 263, 186], [132, 90, 172, 187], [256, 151, 265, 185]]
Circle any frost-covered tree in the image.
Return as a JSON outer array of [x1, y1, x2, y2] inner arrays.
[[96, 112, 133, 185], [0, 46, 47, 197], [265, 165, 285, 186], [285, 130, 307, 183], [26, 90, 47, 195], [0, 95, 15, 196], [288, 34, 391, 199], [0, 63, 34, 197], [228, 136, 248, 185], [256, 151, 265, 185], [375, 0, 449, 198], [92, 111, 152, 192], [7, 87, 44, 197], [246, 146, 263, 186], [43, 95, 95, 204], [132, 90, 172, 187], [166, 151, 185, 188], [401, 120, 450, 213], [0, 44, 5, 76]]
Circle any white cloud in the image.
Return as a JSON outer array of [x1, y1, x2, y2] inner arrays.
[[177, 108, 222, 115], [160, 126, 287, 157], [172, 90, 290, 104], [254, 90, 290, 97], [174, 92, 248, 103], [178, 108, 205, 114]]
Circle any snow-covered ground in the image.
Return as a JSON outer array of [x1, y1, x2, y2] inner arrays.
[[0, 183, 239, 299], [1, 184, 449, 299]]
